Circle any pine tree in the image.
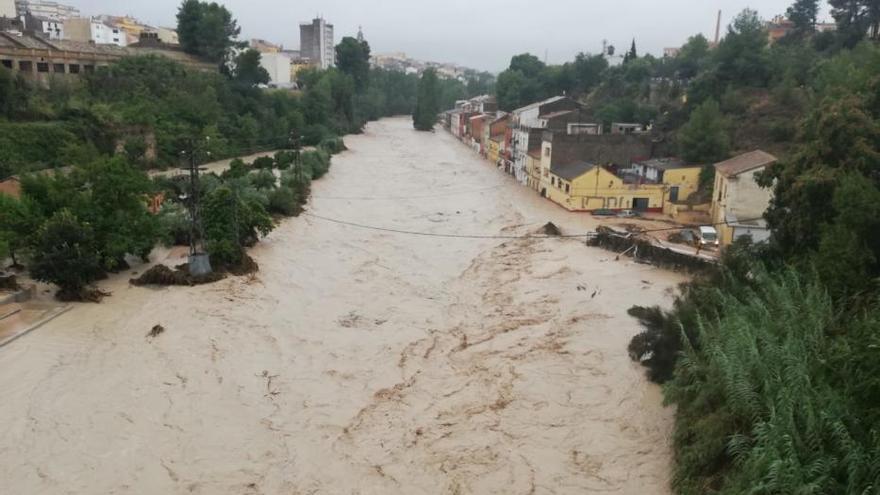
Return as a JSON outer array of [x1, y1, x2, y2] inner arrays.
[[787, 0, 820, 34], [413, 68, 440, 131], [623, 39, 637, 64]]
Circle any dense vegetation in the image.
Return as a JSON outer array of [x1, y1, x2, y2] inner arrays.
[[618, 2, 880, 493]]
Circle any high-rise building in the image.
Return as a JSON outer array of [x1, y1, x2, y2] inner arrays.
[[299, 17, 334, 69], [14, 0, 78, 20]]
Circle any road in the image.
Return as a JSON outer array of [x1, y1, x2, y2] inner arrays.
[[0, 117, 684, 494]]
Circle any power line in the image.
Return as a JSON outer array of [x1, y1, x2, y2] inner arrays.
[[301, 211, 767, 240], [310, 185, 504, 200]]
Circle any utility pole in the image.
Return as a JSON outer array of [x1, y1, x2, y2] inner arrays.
[[180, 137, 212, 277]]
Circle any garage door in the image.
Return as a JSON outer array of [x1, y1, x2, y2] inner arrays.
[[633, 198, 650, 210]]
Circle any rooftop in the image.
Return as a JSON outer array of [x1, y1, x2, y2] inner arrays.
[[539, 110, 573, 119], [512, 96, 566, 115], [715, 150, 777, 178], [551, 161, 595, 181], [636, 157, 697, 171]]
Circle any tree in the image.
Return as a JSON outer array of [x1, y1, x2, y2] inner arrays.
[[787, 0, 820, 34], [829, 0, 880, 45], [0, 194, 38, 268], [716, 9, 770, 86], [678, 99, 730, 164], [29, 210, 103, 299], [232, 49, 269, 86], [623, 39, 638, 64], [176, 0, 242, 63], [335, 37, 371, 91], [413, 68, 440, 131], [675, 34, 711, 79], [202, 186, 273, 266]]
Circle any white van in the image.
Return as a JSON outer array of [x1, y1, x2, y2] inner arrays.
[[697, 226, 720, 247]]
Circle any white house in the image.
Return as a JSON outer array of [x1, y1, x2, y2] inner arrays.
[[64, 17, 125, 46], [259, 51, 291, 86], [711, 150, 777, 247]]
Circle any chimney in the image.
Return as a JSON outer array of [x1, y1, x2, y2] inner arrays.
[[715, 10, 722, 45]]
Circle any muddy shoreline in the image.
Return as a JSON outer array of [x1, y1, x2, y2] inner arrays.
[[0, 117, 684, 494]]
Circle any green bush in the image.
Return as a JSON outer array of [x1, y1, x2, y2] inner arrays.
[[221, 158, 250, 179], [249, 169, 277, 190], [267, 186, 299, 216], [319, 137, 346, 155], [273, 150, 296, 170], [28, 209, 103, 298], [252, 156, 275, 169], [202, 186, 274, 266]]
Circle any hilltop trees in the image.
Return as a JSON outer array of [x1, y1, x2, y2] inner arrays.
[[176, 0, 242, 63], [413, 68, 440, 131], [787, 0, 820, 35], [677, 99, 730, 164], [830, 0, 880, 45]]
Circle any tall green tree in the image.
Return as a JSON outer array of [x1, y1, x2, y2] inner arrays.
[[716, 9, 770, 86], [623, 39, 638, 63], [830, 0, 880, 45], [413, 68, 440, 131], [678, 99, 730, 164], [335, 36, 371, 91], [176, 0, 242, 63], [232, 49, 270, 86], [787, 0, 820, 34]]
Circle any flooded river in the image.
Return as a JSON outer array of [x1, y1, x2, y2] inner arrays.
[[0, 117, 684, 494]]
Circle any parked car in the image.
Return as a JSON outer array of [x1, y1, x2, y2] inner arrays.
[[617, 209, 641, 218], [592, 208, 616, 217], [677, 229, 696, 244], [697, 226, 720, 247]]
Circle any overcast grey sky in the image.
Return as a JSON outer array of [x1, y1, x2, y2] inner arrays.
[[71, 0, 831, 71]]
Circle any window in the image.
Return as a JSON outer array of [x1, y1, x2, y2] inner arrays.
[[565, 183, 570, 194], [544, 147, 550, 157], [84, 65, 95, 73], [53, 63, 65, 73], [18, 61, 32, 72], [1, 59, 11, 69], [68, 64, 80, 74], [37, 62, 49, 73]]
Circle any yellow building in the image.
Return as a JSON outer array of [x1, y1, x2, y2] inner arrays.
[[541, 161, 668, 212], [629, 158, 703, 203], [487, 136, 504, 166]]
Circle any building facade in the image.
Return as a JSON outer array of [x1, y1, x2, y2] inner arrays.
[[510, 96, 587, 185], [259, 51, 292, 86], [300, 17, 334, 69], [0, 0, 15, 18], [15, 0, 77, 20], [711, 150, 776, 247], [65, 17, 126, 46]]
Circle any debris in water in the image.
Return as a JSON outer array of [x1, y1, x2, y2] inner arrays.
[[148, 324, 165, 339], [540, 222, 562, 236]]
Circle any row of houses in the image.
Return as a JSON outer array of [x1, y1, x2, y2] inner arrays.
[[443, 95, 775, 248]]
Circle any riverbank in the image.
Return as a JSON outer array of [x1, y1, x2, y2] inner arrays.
[[0, 117, 684, 494]]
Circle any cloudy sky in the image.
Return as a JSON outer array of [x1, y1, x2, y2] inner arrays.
[[70, 0, 830, 71]]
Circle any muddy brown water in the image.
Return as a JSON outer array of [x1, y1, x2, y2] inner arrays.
[[0, 117, 684, 494]]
